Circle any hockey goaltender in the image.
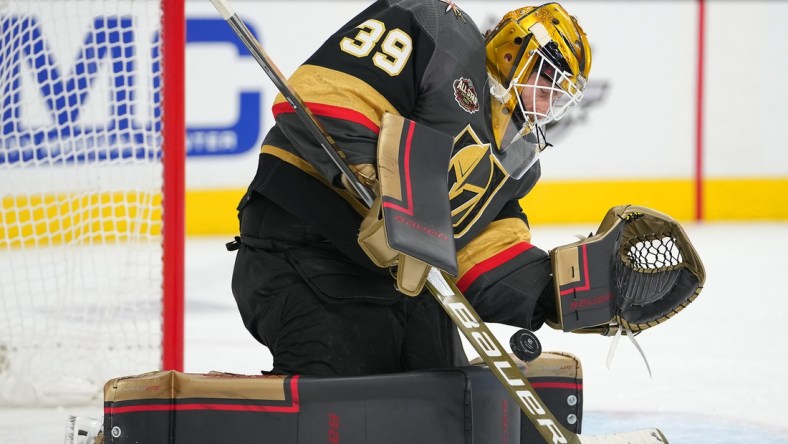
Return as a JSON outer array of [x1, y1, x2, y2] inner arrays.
[[83, 2, 707, 444], [228, 0, 703, 380]]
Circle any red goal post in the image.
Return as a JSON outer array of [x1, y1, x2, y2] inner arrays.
[[0, 0, 184, 406], [162, 0, 186, 376]]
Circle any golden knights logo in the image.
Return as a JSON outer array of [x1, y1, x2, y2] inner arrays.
[[449, 126, 507, 237], [452, 77, 479, 114]]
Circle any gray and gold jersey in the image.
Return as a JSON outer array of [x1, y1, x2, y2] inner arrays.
[[253, 0, 540, 258]]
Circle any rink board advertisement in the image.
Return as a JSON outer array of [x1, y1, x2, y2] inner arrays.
[[183, 0, 788, 225], [102, 355, 583, 444], [3, 1, 787, 231]]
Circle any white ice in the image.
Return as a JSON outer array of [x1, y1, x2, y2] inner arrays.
[[2, 222, 788, 443]]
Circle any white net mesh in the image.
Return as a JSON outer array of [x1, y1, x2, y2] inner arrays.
[[0, 0, 167, 406]]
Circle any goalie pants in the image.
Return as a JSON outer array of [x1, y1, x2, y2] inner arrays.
[[231, 194, 468, 376]]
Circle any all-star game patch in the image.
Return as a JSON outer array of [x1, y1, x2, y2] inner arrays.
[[453, 77, 479, 114]]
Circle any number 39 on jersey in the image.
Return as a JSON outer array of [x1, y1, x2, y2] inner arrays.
[[339, 19, 413, 76]]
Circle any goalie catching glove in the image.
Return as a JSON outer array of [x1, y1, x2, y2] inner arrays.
[[549, 205, 706, 335]]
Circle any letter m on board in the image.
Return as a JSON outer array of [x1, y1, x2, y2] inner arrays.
[[1, 15, 138, 137]]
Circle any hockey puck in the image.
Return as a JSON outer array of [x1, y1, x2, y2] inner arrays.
[[509, 329, 542, 362]]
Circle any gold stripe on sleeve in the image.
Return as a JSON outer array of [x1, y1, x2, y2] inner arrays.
[[272, 64, 399, 128], [455, 218, 532, 279]]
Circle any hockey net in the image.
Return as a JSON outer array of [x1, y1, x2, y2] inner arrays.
[[0, 0, 184, 406]]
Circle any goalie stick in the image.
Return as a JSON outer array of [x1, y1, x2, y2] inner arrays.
[[209, 2, 668, 443]]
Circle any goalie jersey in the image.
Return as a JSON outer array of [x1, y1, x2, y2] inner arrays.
[[244, 0, 553, 329]]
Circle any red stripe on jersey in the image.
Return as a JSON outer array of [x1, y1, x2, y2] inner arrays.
[[456, 242, 535, 293], [272, 102, 380, 135]]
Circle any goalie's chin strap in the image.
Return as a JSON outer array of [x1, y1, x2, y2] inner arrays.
[[605, 323, 653, 379]]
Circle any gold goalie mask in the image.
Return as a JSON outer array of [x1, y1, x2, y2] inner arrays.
[[485, 3, 591, 179]]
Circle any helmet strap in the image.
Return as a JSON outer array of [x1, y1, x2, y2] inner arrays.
[[488, 74, 511, 102], [534, 123, 553, 152]]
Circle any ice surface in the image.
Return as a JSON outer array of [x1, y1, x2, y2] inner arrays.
[[2, 222, 787, 443]]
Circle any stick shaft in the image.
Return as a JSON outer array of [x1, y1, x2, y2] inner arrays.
[[216, 2, 375, 206], [425, 268, 577, 443]]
